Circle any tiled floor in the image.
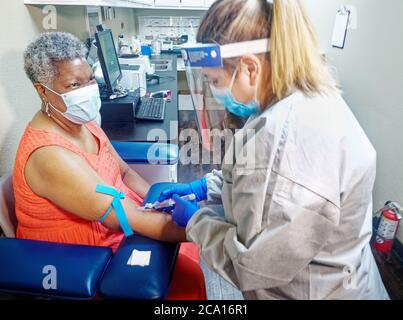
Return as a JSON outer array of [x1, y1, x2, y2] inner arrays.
[[372, 248, 403, 300]]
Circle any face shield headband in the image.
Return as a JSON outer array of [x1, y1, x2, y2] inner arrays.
[[181, 38, 270, 69], [180, 39, 270, 151]]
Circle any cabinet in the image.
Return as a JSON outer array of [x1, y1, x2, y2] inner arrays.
[[24, 0, 88, 4], [204, 0, 215, 8], [127, 0, 154, 5], [98, 0, 132, 7], [154, 0, 181, 7], [24, 0, 212, 9], [181, 0, 204, 7]]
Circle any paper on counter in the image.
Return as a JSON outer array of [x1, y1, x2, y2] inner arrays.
[[127, 249, 151, 267]]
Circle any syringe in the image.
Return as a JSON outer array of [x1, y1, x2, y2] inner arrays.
[[140, 193, 197, 211]]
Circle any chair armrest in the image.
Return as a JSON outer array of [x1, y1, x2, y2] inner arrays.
[[99, 235, 179, 300], [0, 238, 112, 300], [99, 182, 180, 300], [111, 142, 179, 165], [0, 173, 16, 237]]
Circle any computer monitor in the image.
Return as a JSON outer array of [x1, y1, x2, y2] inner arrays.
[[95, 28, 125, 98]]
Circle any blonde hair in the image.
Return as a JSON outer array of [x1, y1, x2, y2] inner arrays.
[[197, 0, 337, 102]]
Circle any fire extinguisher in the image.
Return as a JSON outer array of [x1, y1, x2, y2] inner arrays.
[[373, 207, 402, 254]]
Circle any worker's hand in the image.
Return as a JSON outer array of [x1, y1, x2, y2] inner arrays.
[[159, 177, 208, 203], [171, 194, 200, 228]]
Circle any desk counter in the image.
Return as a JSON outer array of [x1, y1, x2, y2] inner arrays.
[[101, 54, 179, 143]]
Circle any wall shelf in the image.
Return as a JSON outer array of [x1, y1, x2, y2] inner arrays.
[[23, 0, 210, 10]]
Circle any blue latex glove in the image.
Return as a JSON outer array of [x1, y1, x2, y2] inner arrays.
[[171, 194, 200, 228], [158, 177, 208, 203]]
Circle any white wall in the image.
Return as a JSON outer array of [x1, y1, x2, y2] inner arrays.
[[0, 3, 42, 178], [102, 7, 137, 43], [304, 0, 403, 242]]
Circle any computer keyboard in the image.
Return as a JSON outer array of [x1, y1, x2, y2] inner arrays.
[[136, 96, 166, 121]]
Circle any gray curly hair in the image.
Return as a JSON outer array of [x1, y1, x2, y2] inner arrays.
[[24, 32, 88, 86]]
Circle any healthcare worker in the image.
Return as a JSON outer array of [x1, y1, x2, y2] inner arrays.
[[159, 0, 390, 300]]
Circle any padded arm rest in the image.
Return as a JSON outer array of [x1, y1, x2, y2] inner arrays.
[[111, 142, 179, 165], [0, 238, 112, 300], [99, 182, 180, 300]]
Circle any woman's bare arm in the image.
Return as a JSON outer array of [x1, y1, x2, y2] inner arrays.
[[106, 140, 150, 199], [25, 146, 186, 242]]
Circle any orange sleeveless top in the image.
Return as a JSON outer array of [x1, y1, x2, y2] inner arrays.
[[13, 121, 143, 251]]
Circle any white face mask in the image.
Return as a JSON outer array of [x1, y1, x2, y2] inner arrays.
[[43, 83, 101, 125]]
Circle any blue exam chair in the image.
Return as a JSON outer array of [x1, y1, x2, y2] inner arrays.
[[0, 142, 180, 300]]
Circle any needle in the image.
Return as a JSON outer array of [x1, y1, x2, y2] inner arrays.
[[140, 193, 197, 211]]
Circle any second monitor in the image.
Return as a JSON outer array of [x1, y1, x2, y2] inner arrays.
[[95, 27, 167, 122], [95, 27, 128, 100]]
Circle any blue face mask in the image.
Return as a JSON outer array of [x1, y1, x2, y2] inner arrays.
[[209, 67, 260, 118]]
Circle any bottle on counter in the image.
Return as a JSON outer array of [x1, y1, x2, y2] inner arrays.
[[131, 36, 141, 55], [152, 38, 162, 56]]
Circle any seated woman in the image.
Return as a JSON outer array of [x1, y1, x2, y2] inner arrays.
[[14, 32, 205, 299]]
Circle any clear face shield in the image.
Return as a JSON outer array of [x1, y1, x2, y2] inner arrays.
[[181, 39, 270, 151]]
